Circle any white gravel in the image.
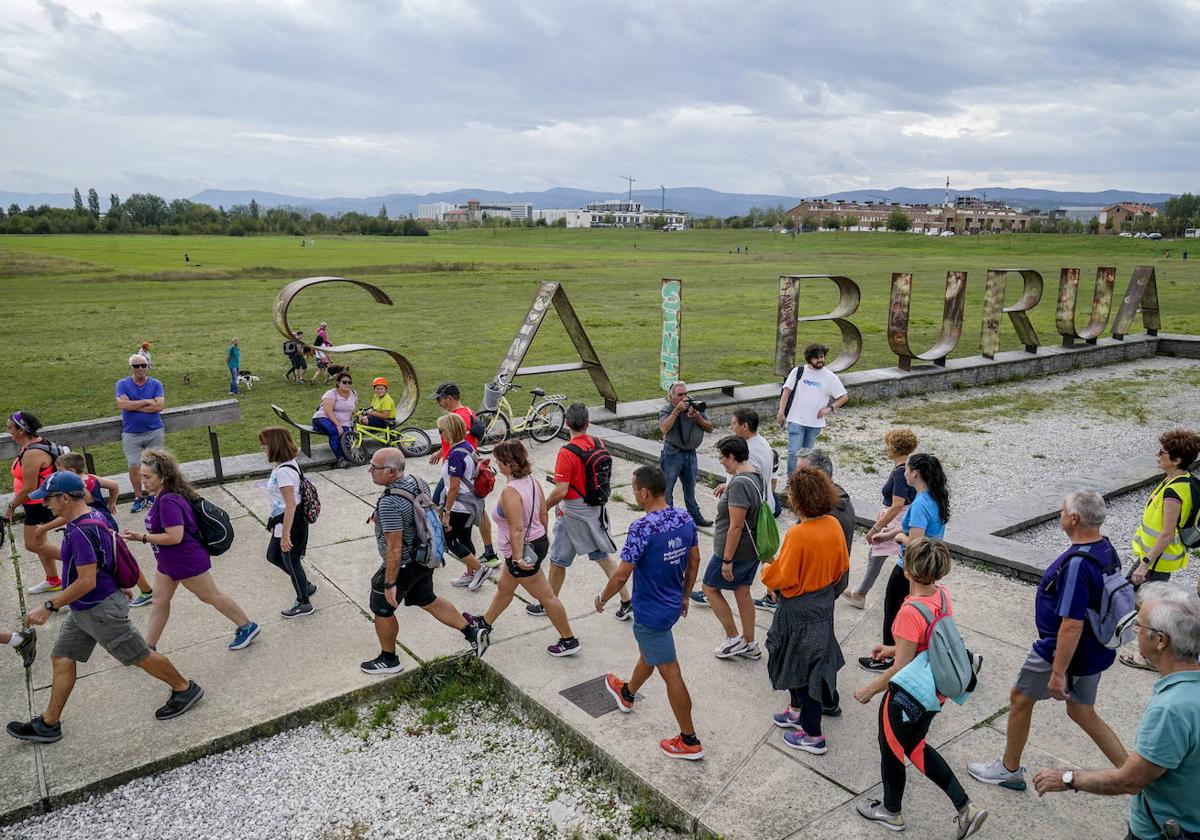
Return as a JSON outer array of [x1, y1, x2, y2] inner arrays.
[[0, 700, 679, 840]]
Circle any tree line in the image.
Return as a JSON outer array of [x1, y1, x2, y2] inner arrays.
[[0, 190, 429, 236]]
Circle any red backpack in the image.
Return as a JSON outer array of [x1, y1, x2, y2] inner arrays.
[[472, 452, 496, 498]]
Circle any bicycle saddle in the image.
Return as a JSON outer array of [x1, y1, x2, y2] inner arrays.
[[529, 387, 546, 397]]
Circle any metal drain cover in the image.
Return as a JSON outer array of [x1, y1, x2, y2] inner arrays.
[[559, 675, 621, 718]]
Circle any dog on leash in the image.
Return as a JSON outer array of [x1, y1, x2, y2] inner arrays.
[[237, 370, 262, 390]]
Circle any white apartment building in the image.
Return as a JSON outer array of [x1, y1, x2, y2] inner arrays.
[[416, 201, 456, 221]]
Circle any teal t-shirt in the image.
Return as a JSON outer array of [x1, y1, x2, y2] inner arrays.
[[895, 490, 946, 568], [1129, 670, 1200, 839], [227, 345, 241, 370]]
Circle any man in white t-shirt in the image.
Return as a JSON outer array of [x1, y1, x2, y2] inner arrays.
[[776, 343, 848, 479], [715, 408, 775, 504]]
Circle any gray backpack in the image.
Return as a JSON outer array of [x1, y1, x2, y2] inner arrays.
[[909, 589, 974, 699]]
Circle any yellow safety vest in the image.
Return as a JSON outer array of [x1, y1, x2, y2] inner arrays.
[[1132, 475, 1195, 573]]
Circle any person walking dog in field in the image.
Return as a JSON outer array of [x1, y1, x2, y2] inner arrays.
[[226, 338, 241, 396]]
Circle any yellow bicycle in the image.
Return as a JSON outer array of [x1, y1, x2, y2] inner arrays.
[[476, 380, 566, 454], [340, 415, 432, 464]]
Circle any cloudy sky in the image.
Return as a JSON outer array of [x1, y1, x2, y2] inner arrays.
[[3, 0, 1198, 198]]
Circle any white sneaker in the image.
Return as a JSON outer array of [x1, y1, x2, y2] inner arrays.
[[450, 571, 474, 588], [467, 566, 492, 592], [715, 635, 747, 658], [738, 640, 763, 660], [27, 579, 61, 595], [966, 757, 1026, 791]]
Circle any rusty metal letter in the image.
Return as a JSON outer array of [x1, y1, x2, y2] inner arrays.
[[774, 275, 862, 375], [980, 269, 1043, 358], [888, 271, 968, 370], [1056, 267, 1115, 347], [1111, 265, 1161, 340], [273, 276, 420, 423], [660, 279, 682, 390]]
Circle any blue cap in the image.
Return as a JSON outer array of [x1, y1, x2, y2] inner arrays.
[[29, 471, 85, 500]]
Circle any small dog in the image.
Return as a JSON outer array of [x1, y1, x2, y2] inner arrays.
[[237, 370, 262, 390]]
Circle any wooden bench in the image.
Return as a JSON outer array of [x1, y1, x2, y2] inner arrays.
[[0, 399, 241, 482], [686, 379, 741, 397], [270, 404, 319, 457]]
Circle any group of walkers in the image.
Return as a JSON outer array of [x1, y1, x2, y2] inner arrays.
[[4, 342, 1200, 840]]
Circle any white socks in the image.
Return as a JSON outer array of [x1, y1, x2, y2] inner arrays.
[[7, 632, 24, 647]]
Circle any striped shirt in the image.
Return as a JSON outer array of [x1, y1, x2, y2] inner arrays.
[[375, 477, 418, 565]]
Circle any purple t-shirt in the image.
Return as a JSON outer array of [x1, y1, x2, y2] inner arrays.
[[145, 492, 211, 580], [62, 516, 120, 611]]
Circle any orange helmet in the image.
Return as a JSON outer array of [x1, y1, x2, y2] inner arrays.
[[372, 377, 389, 387]]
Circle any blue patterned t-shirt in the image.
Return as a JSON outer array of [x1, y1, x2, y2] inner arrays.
[[621, 508, 698, 630]]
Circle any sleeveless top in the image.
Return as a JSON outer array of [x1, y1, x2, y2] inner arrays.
[[491, 475, 546, 557], [11, 440, 54, 506]]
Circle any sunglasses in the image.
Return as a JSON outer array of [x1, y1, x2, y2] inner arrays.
[[131, 364, 148, 369]]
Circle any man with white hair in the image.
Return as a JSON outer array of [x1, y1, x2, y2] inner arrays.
[[1033, 583, 1200, 840], [968, 490, 1127, 791], [115, 353, 165, 512]]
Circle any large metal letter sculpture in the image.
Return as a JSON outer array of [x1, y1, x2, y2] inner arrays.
[[1055, 267, 1115, 347], [887, 272, 968, 370], [273, 276, 420, 423], [1111, 265, 1161, 340], [495, 280, 619, 411], [980, 269, 1043, 358], [774, 275, 862, 375], [660, 278, 682, 390]]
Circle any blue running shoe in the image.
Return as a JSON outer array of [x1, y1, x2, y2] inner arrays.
[[229, 622, 261, 651]]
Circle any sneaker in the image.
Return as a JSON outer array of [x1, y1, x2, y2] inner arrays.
[[526, 603, 547, 617], [5, 715, 62, 744], [130, 497, 148, 513], [822, 701, 842, 717], [738, 640, 763, 660], [660, 734, 704, 761], [155, 680, 204, 721], [783, 729, 827, 754], [688, 591, 709, 607], [306, 582, 318, 598], [360, 653, 404, 675], [954, 802, 989, 839], [280, 601, 314, 619], [772, 706, 803, 730], [858, 655, 894, 672], [753, 594, 778, 611], [971, 652, 984, 675], [129, 590, 153, 608], [467, 565, 492, 592], [714, 635, 747, 659], [855, 799, 905, 831], [693, 517, 714, 528], [467, 624, 491, 659], [966, 757, 1026, 791], [605, 674, 634, 713], [450, 570, 474, 588], [614, 600, 634, 622], [547, 637, 581, 657], [13, 629, 37, 669], [480, 551, 501, 568], [228, 622, 261, 651], [463, 612, 489, 631], [26, 579, 61, 595], [841, 591, 867, 610]]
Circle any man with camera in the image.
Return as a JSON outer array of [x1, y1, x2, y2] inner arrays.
[[658, 382, 715, 528]]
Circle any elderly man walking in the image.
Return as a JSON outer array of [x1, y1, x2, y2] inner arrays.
[[1032, 583, 1200, 840], [968, 490, 1127, 791], [116, 353, 165, 512], [658, 382, 714, 527]]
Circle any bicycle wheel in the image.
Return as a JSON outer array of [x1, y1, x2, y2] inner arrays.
[[341, 430, 369, 465], [397, 427, 432, 458], [474, 411, 510, 454], [529, 401, 566, 443]]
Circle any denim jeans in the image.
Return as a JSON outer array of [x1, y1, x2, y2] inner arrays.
[[312, 417, 347, 461], [229, 367, 239, 395], [660, 443, 703, 521], [786, 422, 821, 477]]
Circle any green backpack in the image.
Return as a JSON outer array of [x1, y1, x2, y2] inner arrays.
[[735, 474, 780, 562]]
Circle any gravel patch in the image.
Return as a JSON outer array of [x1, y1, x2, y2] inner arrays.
[[0, 699, 679, 840]]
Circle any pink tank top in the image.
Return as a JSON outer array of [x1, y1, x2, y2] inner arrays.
[[491, 475, 546, 557]]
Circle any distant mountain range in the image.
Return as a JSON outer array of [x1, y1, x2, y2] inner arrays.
[[1, 185, 1174, 218]]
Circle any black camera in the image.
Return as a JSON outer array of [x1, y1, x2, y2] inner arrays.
[[685, 397, 707, 413]]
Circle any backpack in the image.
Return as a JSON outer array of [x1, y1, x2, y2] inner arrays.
[[278, 463, 321, 524], [908, 589, 975, 699], [736, 474, 779, 562], [563, 437, 612, 506], [1168, 473, 1200, 549], [1052, 548, 1137, 649], [189, 496, 236, 556], [283, 340, 298, 356], [76, 517, 142, 589], [385, 477, 445, 569], [24, 441, 71, 474], [464, 408, 486, 443], [472, 452, 496, 498]]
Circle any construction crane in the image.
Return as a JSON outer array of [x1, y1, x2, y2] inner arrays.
[[620, 175, 635, 201]]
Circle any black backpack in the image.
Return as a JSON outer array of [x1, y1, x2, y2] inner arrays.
[[781, 366, 801, 417], [189, 496, 235, 556], [283, 340, 298, 356], [563, 437, 612, 507], [278, 463, 321, 524]]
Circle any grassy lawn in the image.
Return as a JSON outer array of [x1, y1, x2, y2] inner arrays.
[[2, 228, 1197, 488]]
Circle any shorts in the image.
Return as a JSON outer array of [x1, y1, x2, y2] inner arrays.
[[549, 514, 612, 568], [122, 428, 166, 468], [290, 354, 307, 370], [504, 535, 549, 579], [370, 562, 436, 617], [1013, 648, 1102, 705], [633, 622, 678, 666], [21, 503, 54, 527], [701, 553, 759, 591], [51, 592, 151, 666]]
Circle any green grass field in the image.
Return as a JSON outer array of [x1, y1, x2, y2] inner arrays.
[[2, 228, 1197, 489]]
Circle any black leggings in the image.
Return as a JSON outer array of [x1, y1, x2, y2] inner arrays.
[[878, 686, 967, 814], [881, 563, 910, 647], [266, 518, 311, 603], [446, 511, 476, 559], [788, 683, 840, 737]]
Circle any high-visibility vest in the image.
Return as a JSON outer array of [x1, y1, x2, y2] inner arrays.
[[1132, 475, 1195, 573]]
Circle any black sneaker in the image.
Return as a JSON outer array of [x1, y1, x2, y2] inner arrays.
[[156, 681, 204, 721], [306, 582, 318, 598], [360, 653, 404, 675], [6, 715, 61, 743], [281, 601, 314, 619], [467, 624, 491, 659], [14, 628, 37, 669], [526, 603, 546, 617], [858, 656, 894, 672], [547, 637, 581, 657], [463, 612, 489, 631], [822, 703, 842, 717], [614, 600, 634, 622]]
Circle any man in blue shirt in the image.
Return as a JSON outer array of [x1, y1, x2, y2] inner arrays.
[[1033, 583, 1200, 840], [597, 465, 703, 761], [115, 354, 165, 512], [968, 491, 1127, 791]]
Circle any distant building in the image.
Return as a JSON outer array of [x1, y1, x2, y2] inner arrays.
[[1098, 203, 1159, 234], [416, 201, 456, 222], [535, 201, 689, 229], [437, 199, 535, 224], [785, 198, 1030, 234]]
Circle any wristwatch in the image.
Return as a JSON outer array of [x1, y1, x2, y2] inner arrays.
[[44, 600, 59, 614], [721, 559, 733, 564], [1062, 770, 1076, 791]]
